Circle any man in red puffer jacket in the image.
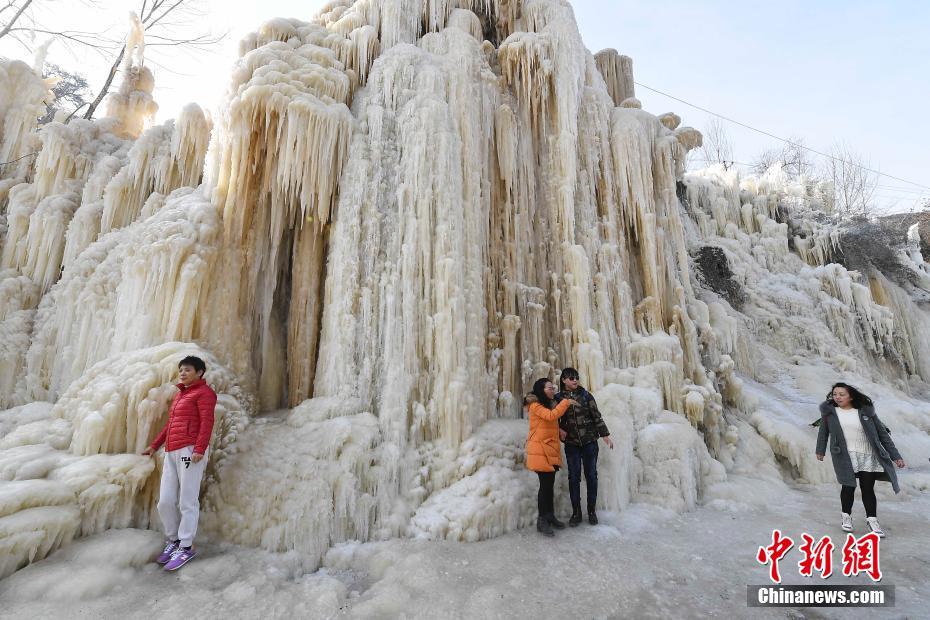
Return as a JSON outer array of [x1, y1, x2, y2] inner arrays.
[[142, 355, 216, 571]]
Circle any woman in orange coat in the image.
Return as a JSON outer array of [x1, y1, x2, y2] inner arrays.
[[524, 377, 577, 537]]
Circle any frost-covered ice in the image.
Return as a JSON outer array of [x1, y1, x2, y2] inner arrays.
[[2, 486, 928, 619], [1, 0, 930, 615]]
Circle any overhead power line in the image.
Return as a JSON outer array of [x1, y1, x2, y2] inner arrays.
[[875, 185, 927, 194], [636, 82, 930, 192]]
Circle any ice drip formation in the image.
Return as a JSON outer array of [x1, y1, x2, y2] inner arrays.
[[2, 0, 930, 577]]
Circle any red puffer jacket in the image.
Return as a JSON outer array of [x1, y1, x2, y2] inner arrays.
[[150, 379, 217, 454]]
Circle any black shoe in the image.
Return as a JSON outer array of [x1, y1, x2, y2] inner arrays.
[[588, 507, 598, 525], [569, 504, 582, 527], [537, 516, 555, 537], [547, 514, 566, 529]]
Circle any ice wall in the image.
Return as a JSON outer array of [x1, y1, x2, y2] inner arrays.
[[2, 0, 930, 577], [0, 59, 212, 408]]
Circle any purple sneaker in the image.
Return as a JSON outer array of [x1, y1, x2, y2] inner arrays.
[[156, 540, 180, 564], [164, 546, 196, 571]]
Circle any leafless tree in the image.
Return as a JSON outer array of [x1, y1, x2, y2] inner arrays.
[[696, 117, 735, 169], [0, 0, 111, 52], [38, 63, 91, 123], [1, 1, 224, 120], [83, 0, 226, 119], [751, 135, 817, 179], [822, 142, 878, 216]]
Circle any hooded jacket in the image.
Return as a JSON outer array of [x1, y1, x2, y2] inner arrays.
[[524, 394, 572, 473], [150, 379, 217, 454]]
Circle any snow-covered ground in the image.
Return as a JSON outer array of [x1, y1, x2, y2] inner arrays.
[[2, 480, 927, 620]]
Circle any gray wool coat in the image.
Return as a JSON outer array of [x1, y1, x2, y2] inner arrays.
[[815, 401, 902, 493]]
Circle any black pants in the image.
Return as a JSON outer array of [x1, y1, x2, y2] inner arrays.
[[537, 471, 556, 517], [565, 441, 599, 508], [840, 472, 879, 517]]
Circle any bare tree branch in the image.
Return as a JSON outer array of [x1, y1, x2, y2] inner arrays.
[[821, 142, 878, 217], [697, 117, 735, 169], [0, 150, 40, 166], [6, 1, 225, 120], [751, 136, 817, 179], [83, 43, 124, 119], [144, 32, 225, 46], [0, 0, 34, 40], [7, 26, 116, 48], [0, 2, 21, 18], [143, 0, 185, 29]]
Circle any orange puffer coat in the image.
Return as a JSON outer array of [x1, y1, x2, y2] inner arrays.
[[525, 395, 572, 472]]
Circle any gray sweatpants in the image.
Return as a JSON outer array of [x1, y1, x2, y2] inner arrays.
[[157, 445, 208, 547]]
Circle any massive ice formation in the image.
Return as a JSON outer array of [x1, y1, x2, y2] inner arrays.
[[1, 0, 929, 577]]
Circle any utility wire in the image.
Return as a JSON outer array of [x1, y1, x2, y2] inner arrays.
[[636, 82, 930, 191], [875, 185, 927, 194]]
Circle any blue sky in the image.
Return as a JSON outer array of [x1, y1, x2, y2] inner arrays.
[[3, 0, 927, 210], [573, 1, 930, 209]]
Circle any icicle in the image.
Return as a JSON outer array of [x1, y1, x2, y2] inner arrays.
[[0, 481, 81, 579], [99, 105, 212, 236], [0, 271, 40, 406], [0, 60, 55, 174], [23, 188, 221, 403], [205, 21, 355, 408], [58, 343, 251, 456], [104, 13, 158, 139], [60, 155, 127, 268], [594, 48, 635, 107]]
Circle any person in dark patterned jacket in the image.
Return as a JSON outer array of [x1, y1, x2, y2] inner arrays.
[[555, 367, 613, 525]]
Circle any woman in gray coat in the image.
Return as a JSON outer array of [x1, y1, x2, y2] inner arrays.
[[815, 383, 906, 537]]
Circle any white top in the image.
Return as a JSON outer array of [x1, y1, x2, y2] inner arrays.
[[835, 407, 873, 454]]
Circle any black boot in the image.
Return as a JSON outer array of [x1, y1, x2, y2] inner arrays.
[[588, 503, 598, 525], [537, 516, 554, 537], [547, 513, 566, 529], [569, 503, 582, 527]]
